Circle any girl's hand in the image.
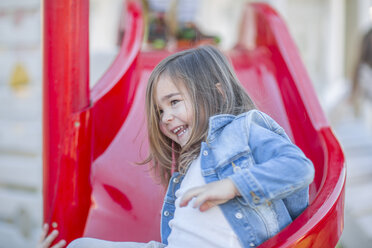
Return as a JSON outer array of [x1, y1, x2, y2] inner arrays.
[[180, 178, 240, 212], [37, 223, 66, 248]]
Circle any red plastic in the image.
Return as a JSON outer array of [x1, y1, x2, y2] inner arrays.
[[90, 1, 144, 160], [42, 0, 92, 243], [43, 1, 345, 247]]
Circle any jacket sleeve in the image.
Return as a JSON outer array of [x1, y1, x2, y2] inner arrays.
[[228, 112, 315, 208]]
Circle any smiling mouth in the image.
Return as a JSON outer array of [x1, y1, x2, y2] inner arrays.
[[172, 125, 188, 137]]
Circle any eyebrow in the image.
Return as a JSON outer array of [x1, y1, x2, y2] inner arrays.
[[161, 93, 181, 102]]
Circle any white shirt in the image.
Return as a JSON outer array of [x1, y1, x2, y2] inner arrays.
[[166, 155, 242, 248]]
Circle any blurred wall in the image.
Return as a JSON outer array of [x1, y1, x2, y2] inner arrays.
[[0, 0, 42, 247], [261, 0, 372, 114]]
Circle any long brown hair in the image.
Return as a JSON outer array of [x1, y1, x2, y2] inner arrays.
[[144, 45, 256, 186]]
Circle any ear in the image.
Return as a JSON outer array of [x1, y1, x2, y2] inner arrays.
[[215, 83, 226, 100]]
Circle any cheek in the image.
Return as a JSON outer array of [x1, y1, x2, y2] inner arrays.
[[159, 122, 170, 137]]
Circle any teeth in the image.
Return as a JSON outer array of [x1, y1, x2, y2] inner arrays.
[[172, 125, 188, 136], [173, 126, 182, 134], [177, 128, 187, 137]]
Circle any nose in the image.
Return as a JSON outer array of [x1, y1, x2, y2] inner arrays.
[[161, 111, 174, 124]]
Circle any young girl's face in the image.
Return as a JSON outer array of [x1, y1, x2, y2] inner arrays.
[[155, 75, 194, 147]]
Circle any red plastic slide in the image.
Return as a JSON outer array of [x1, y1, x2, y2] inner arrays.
[[42, 1, 345, 247]]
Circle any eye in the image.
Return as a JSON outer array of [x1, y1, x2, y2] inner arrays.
[[170, 99, 180, 106]]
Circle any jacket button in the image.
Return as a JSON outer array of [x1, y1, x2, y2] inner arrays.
[[235, 212, 243, 219], [233, 166, 241, 173], [203, 150, 208, 156], [252, 196, 260, 204], [249, 242, 255, 247], [163, 211, 170, 217], [173, 177, 179, 183]]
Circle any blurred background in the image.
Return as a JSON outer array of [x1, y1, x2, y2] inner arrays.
[[0, 0, 371, 247]]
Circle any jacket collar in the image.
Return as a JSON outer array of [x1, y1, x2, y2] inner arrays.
[[207, 114, 236, 139]]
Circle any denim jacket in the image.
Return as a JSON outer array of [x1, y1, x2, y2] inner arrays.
[[160, 110, 315, 248]]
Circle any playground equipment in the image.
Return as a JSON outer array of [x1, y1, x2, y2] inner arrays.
[[42, 0, 345, 247]]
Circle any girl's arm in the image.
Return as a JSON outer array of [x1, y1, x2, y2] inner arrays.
[[228, 113, 315, 208], [181, 111, 314, 211], [180, 178, 239, 212]]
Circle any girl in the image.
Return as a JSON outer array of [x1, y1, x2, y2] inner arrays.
[[39, 45, 314, 248]]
